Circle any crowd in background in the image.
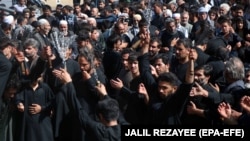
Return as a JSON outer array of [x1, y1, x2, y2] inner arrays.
[[1, 0, 250, 141]]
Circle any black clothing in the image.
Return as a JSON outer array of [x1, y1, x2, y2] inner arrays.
[[37, 15, 57, 26], [73, 68, 106, 117], [170, 57, 197, 83], [148, 83, 193, 125], [61, 82, 121, 141], [102, 50, 123, 99], [0, 52, 12, 114], [15, 82, 55, 141], [161, 30, 185, 47], [151, 13, 165, 30], [182, 84, 219, 125]]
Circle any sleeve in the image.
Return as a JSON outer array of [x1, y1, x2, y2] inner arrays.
[[61, 82, 100, 130], [41, 83, 55, 112], [138, 53, 157, 90], [0, 58, 12, 98], [15, 91, 24, 105]]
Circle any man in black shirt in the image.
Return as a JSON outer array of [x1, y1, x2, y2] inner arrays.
[[53, 68, 122, 141]]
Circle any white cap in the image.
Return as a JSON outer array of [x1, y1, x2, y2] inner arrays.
[[198, 7, 208, 13], [172, 13, 181, 18], [133, 14, 142, 21], [59, 20, 68, 25], [163, 9, 172, 17], [118, 13, 129, 18], [3, 15, 14, 24]]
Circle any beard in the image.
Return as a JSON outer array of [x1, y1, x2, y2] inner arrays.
[[195, 79, 206, 86], [245, 83, 250, 89]]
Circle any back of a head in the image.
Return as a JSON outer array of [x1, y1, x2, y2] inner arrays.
[[96, 98, 120, 122], [205, 37, 227, 56], [224, 57, 245, 81]]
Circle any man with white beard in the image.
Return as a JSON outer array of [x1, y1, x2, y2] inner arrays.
[[181, 11, 193, 37], [128, 14, 142, 37]]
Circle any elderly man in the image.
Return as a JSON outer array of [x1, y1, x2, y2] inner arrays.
[[32, 18, 51, 55], [128, 14, 142, 37]]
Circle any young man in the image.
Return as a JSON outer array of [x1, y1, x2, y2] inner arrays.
[[0, 37, 14, 113], [52, 67, 123, 141], [15, 59, 54, 141], [138, 35, 195, 125]]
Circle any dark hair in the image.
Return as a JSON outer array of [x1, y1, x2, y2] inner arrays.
[[17, 15, 26, 24], [56, 4, 63, 8], [217, 15, 231, 25], [150, 37, 162, 48], [96, 98, 120, 122], [194, 64, 213, 77], [1, 22, 12, 31], [0, 37, 14, 50], [139, 19, 149, 28], [42, 5, 52, 11], [176, 38, 192, 48], [78, 47, 95, 69], [215, 46, 230, 62], [76, 30, 91, 42], [121, 48, 132, 56], [153, 53, 169, 65], [209, 6, 219, 15], [157, 72, 180, 87], [22, 8, 30, 13], [63, 5, 73, 11], [128, 51, 139, 62], [5, 74, 21, 91], [106, 34, 122, 49]]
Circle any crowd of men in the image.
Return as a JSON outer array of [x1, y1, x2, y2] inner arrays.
[[0, 0, 250, 141]]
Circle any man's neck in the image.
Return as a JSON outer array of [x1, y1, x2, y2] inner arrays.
[[179, 57, 189, 64], [104, 120, 118, 126]]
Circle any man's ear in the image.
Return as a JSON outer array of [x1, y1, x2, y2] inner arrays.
[[172, 85, 178, 94]]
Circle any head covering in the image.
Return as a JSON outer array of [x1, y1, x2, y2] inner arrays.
[[59, 20, 68, 25], [3, 15, 14, 24], [163, 9, 172, 17], [118, 13, 129, 18], [133, 14, 142, 21], [198, 7, 208, 13], [172, 13, 181, 18]]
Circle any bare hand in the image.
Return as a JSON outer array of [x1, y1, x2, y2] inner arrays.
[[82, 70, 91, 80], [95, 83, 107, 96], [187, 101, 197, 115], [52, 68, 72, 84], [170, 37, 179, 47], [189, 48, 197, 61], [150, 65, 158, 78], [138, 83, 149, 104], [189, 82, 208, 97], [29, 104, 42, 114], [240, 95, 250, 113], [209, 83, 220, 92], [110, 78, 123, 90], [17, 103, 24, 112], [217, 102, 232, 119]]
